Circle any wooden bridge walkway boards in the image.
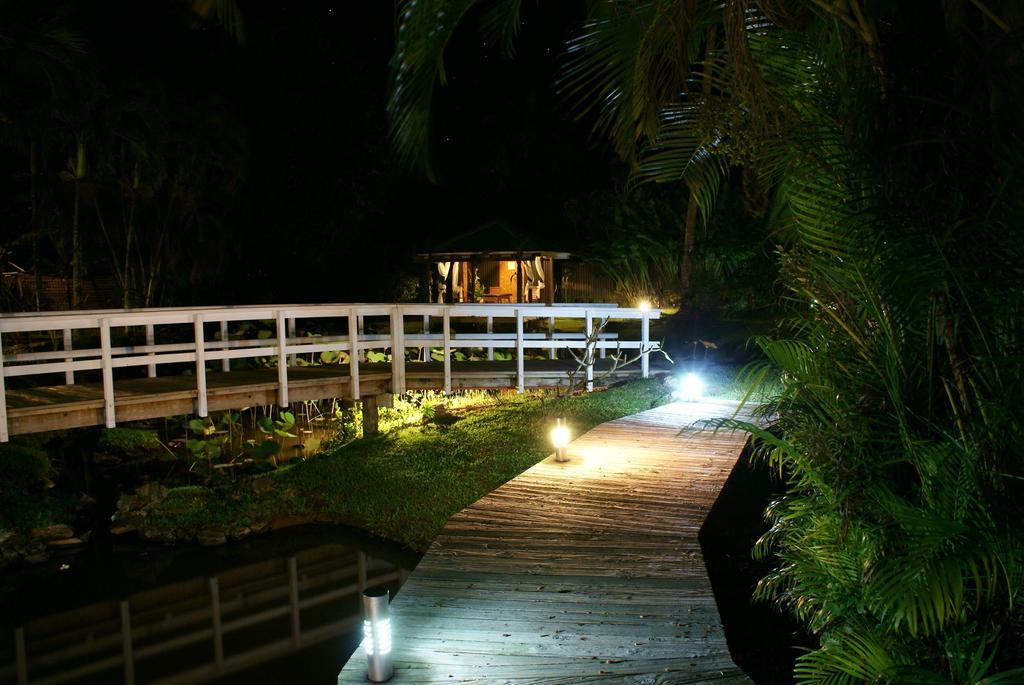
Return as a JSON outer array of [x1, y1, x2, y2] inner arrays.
[[3, 360, 652, 436], [339, 399, 752, 684]]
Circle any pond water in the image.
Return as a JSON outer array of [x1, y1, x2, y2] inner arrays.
[[0, 525, 420, 685]]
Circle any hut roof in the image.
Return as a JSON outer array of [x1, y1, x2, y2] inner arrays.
[[414, 220, 572, 261]]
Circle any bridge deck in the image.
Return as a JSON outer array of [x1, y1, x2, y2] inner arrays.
[[338, 400, 751, 684], [3, 360, 652, 435]]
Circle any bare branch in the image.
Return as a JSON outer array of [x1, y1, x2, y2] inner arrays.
[[563, 317, 669, 394]]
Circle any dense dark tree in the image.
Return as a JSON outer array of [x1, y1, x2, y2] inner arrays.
[[0, 1, 615, 307], [0, 0, 248, 307]]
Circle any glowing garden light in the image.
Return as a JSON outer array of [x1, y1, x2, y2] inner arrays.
[[362, 587, 394, 682], [637, 299, 652, 311], [363, 617, 391, 657], [550, 417, 571, 462], [673, 372, 706, 402]]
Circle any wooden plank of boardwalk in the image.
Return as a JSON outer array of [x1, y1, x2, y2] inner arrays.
[[2, 360, 650, 436], [339, 399, 752, 684]]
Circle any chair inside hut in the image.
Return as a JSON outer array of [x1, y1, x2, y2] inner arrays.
[[428, 254, 558, 304]]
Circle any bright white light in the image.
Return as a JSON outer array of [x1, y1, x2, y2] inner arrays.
[[673, 373, 705, 402], [364, 617, 392, 656], [550, 422, 571, 449], [637, 300, 651, 311]]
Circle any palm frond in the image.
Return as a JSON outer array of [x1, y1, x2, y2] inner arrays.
[[388, 0, 500, 179], [555, 0, 698, 160], [480, 0, 525, 59], [793, 624, 906, 684]]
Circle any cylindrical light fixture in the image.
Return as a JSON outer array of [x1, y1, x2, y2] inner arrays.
[[551, 417, 571, 462], [362, 587, 394, 682]]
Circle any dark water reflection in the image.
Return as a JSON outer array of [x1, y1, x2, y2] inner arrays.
[[0, 526, 420, 685]]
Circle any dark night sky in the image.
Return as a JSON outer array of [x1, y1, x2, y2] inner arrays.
[[132, 0, 611, 298]]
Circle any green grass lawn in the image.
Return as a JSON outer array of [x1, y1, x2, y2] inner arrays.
[[146, 378, 677, 551]]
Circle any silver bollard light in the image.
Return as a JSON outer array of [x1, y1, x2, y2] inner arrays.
[[362, 587, 394, 682], [550, 417, 571, 463]]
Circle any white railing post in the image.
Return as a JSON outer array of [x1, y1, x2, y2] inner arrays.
[[486, 315, 494, 361], [0, 331, 8, 443], [145, 324, 156, 378], [276, 310, 289, 408], [287, 317, 297, 367], [120, 600, 135, 685], [63, 328, 75, 384], [209, 577, 224, 674], [442, 307, 452, 394], [516, 309, 525, 394], [100, 319, 117, 427], [357, 315, 365, 361], [220, 320, 230, 372], [548, 315, 556, 360], [348, 308, 360, 400], [390, 307, 406, 394], [194, 314, 208, 418], [421, 314, 430, 362], [641, 310, 650, 378], [585, 310, 594, 393]]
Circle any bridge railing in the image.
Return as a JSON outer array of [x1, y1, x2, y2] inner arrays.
[[0, 303, 660, 441]]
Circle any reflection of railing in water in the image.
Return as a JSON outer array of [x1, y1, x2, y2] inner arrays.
[[1, 545, 407, 685]]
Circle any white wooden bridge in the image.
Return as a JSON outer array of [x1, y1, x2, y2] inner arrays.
[[0, 303, 661, 440]]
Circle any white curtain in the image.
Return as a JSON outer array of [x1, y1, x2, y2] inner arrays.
[[436, 261, 451, 303], [533, 256, 546, 300], [521, 259, 536, 284], [451, 262, 461, 301], [520, 257, 546, 301]]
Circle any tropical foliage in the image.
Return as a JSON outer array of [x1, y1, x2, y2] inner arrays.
[[726, 14, 1024, 675], [389, 0, 1024, 681], [568, 187, 684, 306]]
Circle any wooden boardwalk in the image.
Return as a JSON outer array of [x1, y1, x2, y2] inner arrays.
[[339, 399, 752, 684]]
